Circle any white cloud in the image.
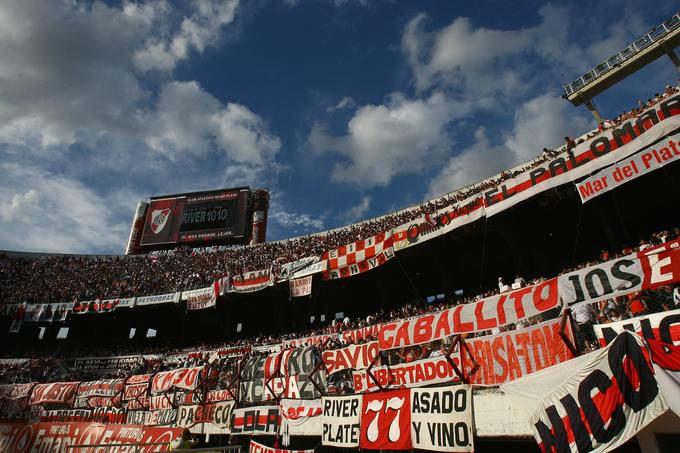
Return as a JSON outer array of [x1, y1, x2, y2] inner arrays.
[[0, 1, 278, 165], [143, 81, 281, 165], [0, 0, 282, 253], [427, 93, 590, 197], [343, 196, 371, 221], [271, 211, 325, 231], [327, 96, 356, 113], [403, 13, 534, 93], [309, 92, 468, 187], [0, 162, 131, 253], [402, 5, 651, 96], [133, 0, 240, 72]]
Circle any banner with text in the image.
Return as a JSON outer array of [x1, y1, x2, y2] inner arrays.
[[465, 318, 575, 386], [279, 398, 323, 437], [352, 354, 462, 393], [410, 386, 474, 452], [136, 292, 180, 307], [176, 401, 235, 434], [576, 132, 680, 202], [183, 282, 219, 311], [230, 406, 280, 435], [151, 367, 203, 394], [322, 341, 379, 375], [321, 394, 362, 447], [593, 307, 680, 347], [289, 276, 312, 298], [484, 94, 680, 217], [531, 332, 667, 453], [379, 278, 560, 350]]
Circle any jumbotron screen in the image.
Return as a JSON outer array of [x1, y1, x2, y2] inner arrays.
[[140, 188, 249, 246]]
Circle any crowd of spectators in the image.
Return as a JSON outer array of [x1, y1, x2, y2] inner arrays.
[[2, 225, 678, 392], [2, 83, 678, 306]]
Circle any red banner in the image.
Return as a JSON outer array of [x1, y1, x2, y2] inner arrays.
[[151, 367, 203, 394], [0, 422, 183, 452], [360, 389, 411, 450], [465, 318, 574, 385]]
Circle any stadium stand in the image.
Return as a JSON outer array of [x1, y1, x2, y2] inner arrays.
[[2, 82, 680, 451]]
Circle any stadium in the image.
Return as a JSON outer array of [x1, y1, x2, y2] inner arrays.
[[1, 4, 680, 453]]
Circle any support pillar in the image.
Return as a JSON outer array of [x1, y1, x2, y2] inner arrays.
[[667, 48, 680, 72], [584, 98, 603, 124]]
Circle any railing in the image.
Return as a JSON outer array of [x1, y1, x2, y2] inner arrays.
[[563, 11, 680, 96]]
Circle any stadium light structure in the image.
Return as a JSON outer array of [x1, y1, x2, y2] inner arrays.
[[563, 11, 680, 121]]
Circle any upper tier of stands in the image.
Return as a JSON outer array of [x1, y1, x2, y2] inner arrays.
[[1, 83, 678, 305]]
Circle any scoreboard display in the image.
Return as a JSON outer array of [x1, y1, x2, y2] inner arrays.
[[140, 188, 249, 247]]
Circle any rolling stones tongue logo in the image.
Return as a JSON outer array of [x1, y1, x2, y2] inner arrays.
[[150, 208, 171, 234]]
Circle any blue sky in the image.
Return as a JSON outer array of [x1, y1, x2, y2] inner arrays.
[[0, 0, 678, 253]]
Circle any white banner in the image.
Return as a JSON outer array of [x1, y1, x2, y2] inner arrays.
[[176, 401, 235, 434], [378, 278, 560, 349], [29, 382, 80, 406], [135, 292, 180, 306], [149, 394, 174, 411], [411, 386, 474, 452], [322, 341, 379, 375], [484, 95, 680, 216], [593, 308, 680, 347], [289, 276, 312, 298], [75, 379, 124, 408], [183, 283, 218, 311], [143, 408, 177, 426], [278, 256, 324, 280], [530, 332, 667, 452], [279, 398, 323, 437], [576, 132, 680, 202], [282, 333, 336, 349], [321, 394, 362, 447], [352, 354, 461, 393], [230, 406, 280, 435]]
